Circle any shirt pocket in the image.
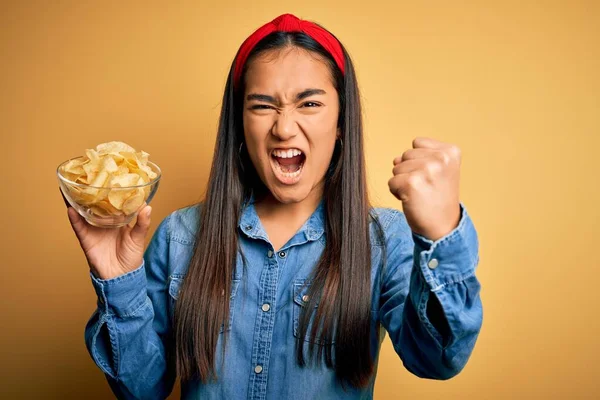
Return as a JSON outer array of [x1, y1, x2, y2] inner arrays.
[[168, 275, 241, 333], [292, 279, 336, 344]]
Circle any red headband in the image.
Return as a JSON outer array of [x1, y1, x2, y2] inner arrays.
[[233, 14, 345, 88]]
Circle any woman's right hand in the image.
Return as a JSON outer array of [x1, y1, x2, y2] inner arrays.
[[65, 203, 153, 280]]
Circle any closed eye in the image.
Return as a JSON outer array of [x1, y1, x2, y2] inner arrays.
[[250, 104, 275, 110]]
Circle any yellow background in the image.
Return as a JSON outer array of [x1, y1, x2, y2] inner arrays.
[[1, 1, 599, 399]]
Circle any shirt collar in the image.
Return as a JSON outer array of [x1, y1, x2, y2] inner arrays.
[[238, 196, 325, 243]]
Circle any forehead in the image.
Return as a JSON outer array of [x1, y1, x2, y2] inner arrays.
[[244, 47, 335, 94]]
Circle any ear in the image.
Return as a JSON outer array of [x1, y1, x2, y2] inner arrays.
[[336, 128, 341, 139]]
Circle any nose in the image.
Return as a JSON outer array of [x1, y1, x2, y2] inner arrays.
[[271, 111, 298, 141]]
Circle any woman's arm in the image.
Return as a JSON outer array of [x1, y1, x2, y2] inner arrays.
[[378, 205, 482, 379], [85, 215, 176, 399]]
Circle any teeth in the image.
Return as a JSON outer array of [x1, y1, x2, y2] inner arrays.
[[281, 168, 302, 178], [273, 149, 302, 158]]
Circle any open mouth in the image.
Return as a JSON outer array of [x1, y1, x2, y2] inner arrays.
[[270, 148, 306, 184]]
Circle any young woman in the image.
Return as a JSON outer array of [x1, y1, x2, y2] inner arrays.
[[66, 13, 482, 400]]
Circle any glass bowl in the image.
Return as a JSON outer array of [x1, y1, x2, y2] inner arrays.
[[57, 156, 161, 228]]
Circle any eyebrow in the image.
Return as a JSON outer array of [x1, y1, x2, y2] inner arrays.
[[246, 88, 326, 104]]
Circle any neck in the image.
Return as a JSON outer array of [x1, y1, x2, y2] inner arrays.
[[254, 185, 323, 223]]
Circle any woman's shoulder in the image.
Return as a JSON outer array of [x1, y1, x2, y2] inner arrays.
[[164, 202, 202, 245], [368, 206, 412, 247]]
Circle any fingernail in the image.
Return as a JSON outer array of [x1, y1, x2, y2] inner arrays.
[[59, 188, 71, 208]]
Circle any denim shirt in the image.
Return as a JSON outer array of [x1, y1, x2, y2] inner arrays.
[[85, 200, 482, 400]]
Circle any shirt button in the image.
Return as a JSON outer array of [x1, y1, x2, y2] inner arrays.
[[267, 250, 273, 258], [278, 251, 286, 258], [302, 295, 309, 302], [428, 258, 439, 269], [254, 365, 263, 374], [245, 225, 252, 231], [261, 303, 271, 312]]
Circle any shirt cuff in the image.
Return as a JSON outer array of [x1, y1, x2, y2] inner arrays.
[[412, 203, 479, 292], [90, 261, 148, 318]]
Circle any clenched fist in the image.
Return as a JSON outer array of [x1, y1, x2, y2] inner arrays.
[[388, 137, 462, 241]]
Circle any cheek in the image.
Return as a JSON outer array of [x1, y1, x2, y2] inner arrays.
[[243, 115, 266, 160], [305, 115, 339, 172], [308, 132, 337, 173]]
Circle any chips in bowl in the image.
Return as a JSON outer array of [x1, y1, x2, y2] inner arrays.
[[57, 141, 161, 228]]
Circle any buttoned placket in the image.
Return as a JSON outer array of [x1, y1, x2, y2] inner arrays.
[[239, 200, 325, 399], [247, 246, 286, 399]]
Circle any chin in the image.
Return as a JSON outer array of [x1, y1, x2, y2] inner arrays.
[[267, 182, 313, 205]]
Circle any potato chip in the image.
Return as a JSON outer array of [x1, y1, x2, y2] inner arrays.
[[68, 186, 96, 205], [102, 156, 119, 174], [137, 151, 149, 164], [96, 141, 136, 155], [122, 188, 145, 214], [63, 158, 85, 174], [108, 188, 135, 209], [110, 173, 140, 187], [62, 158, 86, 182], [89, 170, 109, 188], [82, 160, 99, 184], [140, 164, 157, 180], [116, 165, 129, 176], [95, 199, 123, 215], [59, 141, 158, 218]]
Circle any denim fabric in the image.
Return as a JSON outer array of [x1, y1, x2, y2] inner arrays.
[[85, 200, 482, 399]]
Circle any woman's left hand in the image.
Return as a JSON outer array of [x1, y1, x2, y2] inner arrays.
[[388, 137, 462, 241]]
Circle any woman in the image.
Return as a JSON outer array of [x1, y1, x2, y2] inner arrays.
[[66, 13, 482, 400]]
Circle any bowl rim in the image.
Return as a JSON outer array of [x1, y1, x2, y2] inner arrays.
[[56, 155, 162, 189]]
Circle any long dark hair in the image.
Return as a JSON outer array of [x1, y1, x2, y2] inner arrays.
[[174, 27, 378, 388]]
